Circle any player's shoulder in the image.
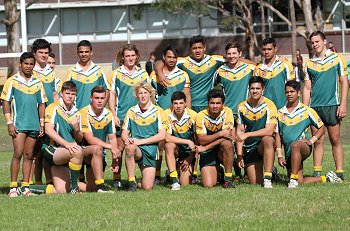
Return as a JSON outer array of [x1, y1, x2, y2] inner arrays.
[[186, 108, 198, 118], [79, 105, 90, 114], [263, 97, 277, 109], [223, 106, 233, 114]]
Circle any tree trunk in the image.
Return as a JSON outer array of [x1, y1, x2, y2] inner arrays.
[[4, 0, 20, 78], [289, 0, 297, 64], [301, 0, 314, 58], [260, 0, 266, 41]]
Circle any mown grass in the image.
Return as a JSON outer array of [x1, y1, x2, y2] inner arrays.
[[0, 110, 349, 230]]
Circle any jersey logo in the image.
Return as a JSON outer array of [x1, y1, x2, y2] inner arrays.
[[134, 114, 138, 120]]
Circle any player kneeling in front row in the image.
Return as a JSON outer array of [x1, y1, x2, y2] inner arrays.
[[275, 80, 342, 188], [42, 81, 104, 193], [195, 89, 235, 188], [122, 82, 167, 191], [164, 91, 199, 190], [80, 86, 121, 193], [236, 76, 277, 188]]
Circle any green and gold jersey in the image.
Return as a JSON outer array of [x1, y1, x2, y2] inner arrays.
[[65, 62, 110, 110], [108, 65, 149, 122], [177, 55, 225, 107], [277, 102, 323, 158], [237, 97, 277, 150], [43, 99, 80, 149], [305, 50, 348, 107], [1, 73, 47, 131], [33, 64, 60, 105], [165, 107, 197, 152], [254, 56, 295, 109], [215, 62, 255, 114], [80, 105, 115, 142], [151, 67, 190, 110]]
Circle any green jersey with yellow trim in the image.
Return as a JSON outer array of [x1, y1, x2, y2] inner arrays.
[[43, 99, 80, 149], [177, 55, 225, 107], [151, 67, 190, 110], [165, 107, 197, 152], [277, 102, 323, 158], [215, 63, 255, 114], [80, 105, 115, 141], [65, 62, 110, 110], [305, 50, 348, 107], [1, 73, 47, 131], [108, 65, 149, 122], [33, 64, 60, 105], [254, 57, 295, 109], [237, 97, 277, 151]]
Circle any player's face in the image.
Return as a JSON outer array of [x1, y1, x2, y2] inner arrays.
[[172, 99, 186, 115], [190, 42, 206, 61], [226, 47, 241, 65], [123, 49, 137, 68], [47, 56, 56, 70], [249, 83, 264, 100], [137, 87, 151, 105], [285, 86, 300, 104], [34, 48, 49, 65], [208, 97, 224, 117], [91, 92, 106, 110], [262, 43, 277, 60], [19, 58, 35, 77], [311, 35, 326, 54], [163, 50, 177, 68], [77, 46, 92, 63], [61, 89, 76, 106]]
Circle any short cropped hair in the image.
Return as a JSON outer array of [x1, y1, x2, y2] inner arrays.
[[309, 31, 326, 41], [190, 35, 205, 48], [49, 53, 55, 58], [163, 45, 179, 57], [262, 37, 276, 47], [225, 42, 242, 53], [207, 89, 225, 103], [77, 40, 92, 50], [91, 86, 106, 96], [31, 39, 52, 53], [20, 52, 35, 63], [133, 82, 156, 102], [248, 76, 265, 88], [61, 81, 77, 92], [285, 80, 301, 91], [171, 91, 186, 103]]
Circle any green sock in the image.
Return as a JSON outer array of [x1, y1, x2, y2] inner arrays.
[[336, 170, 344, 180], [29, 185, 49, 194], [313, 166, 322, 177], [69, 162, 82, 189]]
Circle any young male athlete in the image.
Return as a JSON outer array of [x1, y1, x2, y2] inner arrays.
[[254, 37, 295, 109], [276, 80, 341, 188], [195, 89, 235, 188], [122, 82, 167, 191], [65, 40, 110, 110], [47, 53, 56, 70], [42, 81, 103, 193], [80, 86, 120, 192], [164, 91, 198, 190], [236, 76, 277, 188], [1, 52, 47, 196], [108, 44, 149, 187], [151, 45, 191, 110], [302, 31, 348, 179]]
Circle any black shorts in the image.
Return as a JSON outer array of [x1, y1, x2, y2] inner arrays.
[[312, 105, 340, 126]]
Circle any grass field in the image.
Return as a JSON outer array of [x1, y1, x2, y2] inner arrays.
[[0, 111, 350, 230]]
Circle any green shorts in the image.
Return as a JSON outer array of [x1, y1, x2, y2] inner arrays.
[[192, 106, 207, 113], [42, 145, 57, 166], [312, 105, 340, 126], [199, 147, 220, 169], [243, 144, 263, 165], [137, 144, 158, 168], [18, 130, 39, 139]]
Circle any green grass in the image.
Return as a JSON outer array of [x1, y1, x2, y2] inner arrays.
[[0, 112, 350, 230]]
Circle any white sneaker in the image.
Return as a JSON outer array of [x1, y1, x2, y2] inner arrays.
[[171, 182, 181, 191], [326, 171, 342, 183], [263, 179, 272, 189], [21, 187, 36, 196], [8, 187, 20, 197], [288, 179, 299, 188]]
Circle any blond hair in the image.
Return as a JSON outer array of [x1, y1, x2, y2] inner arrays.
[[133, 82, 156, 103], [116, 43, 140, 66]]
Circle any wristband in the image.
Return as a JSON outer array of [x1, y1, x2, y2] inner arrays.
[[7, 121, 13, 125], [276, 147, 283, 158], [309, 136, 318, 145]]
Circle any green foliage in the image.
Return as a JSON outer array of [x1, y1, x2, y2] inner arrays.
[[155, 0, 211, 17]]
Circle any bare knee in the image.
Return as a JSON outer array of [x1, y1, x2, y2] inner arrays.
[[93, 145, 103, 157], [290, 142, 300, 152], [125, 145, 137, 157], [262, 136, 275, 147], [329, 135, 340, 147], [220, 140, 233, 152], [165, 143, 176, 155]]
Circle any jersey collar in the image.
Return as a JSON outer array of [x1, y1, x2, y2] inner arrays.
[[169, 107, 191, 123], [74, 61, 95, 72], [59, 98, 78, 115], [33, 63, 51, 72], [134, 102, 154, 114], [310, 49, 332, 62], [88, 104, 109, 119], [14, 72, 35, 83], [280, 101, 301, 115], [164, 66, 179, 77], [261, 56, 280, 71]]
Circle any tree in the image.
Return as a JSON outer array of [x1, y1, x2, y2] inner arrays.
[[0, 0, 39, 77]]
